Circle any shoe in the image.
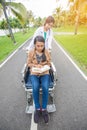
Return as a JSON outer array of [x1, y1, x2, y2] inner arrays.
[[42, 110, 49, 124], [34, 109, 41, 123]]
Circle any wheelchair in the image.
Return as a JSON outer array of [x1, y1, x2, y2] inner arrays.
[[21, 62, 57, 114]]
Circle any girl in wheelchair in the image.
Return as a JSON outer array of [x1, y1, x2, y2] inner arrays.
[[27, 35, 51, 124]]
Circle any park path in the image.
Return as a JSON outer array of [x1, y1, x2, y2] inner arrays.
[[0, 38, 87, 130]]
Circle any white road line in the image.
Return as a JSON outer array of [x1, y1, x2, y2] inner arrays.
[[30, 102, 37, 130], [0, 49, 18, 68], [53, 38, 87, 81]]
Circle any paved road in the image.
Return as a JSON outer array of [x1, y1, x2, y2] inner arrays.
[[0, 38, 87, 130]]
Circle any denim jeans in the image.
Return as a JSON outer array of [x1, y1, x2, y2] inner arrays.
[[30, 74, 50, 109]]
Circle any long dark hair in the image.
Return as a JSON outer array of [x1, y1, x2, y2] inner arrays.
[[34, 35, 45, 52], [34, 35, 46, 61]]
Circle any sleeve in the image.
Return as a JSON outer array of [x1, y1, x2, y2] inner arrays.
[[47, 29, 53, 50], [45, 50, 51, 66], [26, 27, 42, 51], [27, 51, 33, 68]]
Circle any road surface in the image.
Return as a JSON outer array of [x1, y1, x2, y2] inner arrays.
[[0, 38, 87, 130]]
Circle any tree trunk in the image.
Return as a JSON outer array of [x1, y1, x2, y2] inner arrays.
[[1, 0, 16, 44], [74, 14, 79, 35]]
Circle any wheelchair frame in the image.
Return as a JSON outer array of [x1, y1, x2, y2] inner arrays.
[[21, 62, 57, 114]]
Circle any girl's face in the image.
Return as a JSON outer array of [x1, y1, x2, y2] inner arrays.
[[35, 41, 44, 52], [45, 22, 53, 31]]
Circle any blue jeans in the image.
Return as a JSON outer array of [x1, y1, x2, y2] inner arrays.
[[30, 74, 50, 109]]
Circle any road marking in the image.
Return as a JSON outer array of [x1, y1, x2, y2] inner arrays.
[[0, 49, 18, 68], [54, 38, 87, 81], [30, 102, 37, 130]]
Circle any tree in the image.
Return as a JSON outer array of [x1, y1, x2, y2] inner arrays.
[[53, 7, 62, 27], [34, 17, 42, 27], [0, 0, 16, 43], [68, 0, 87, 34], [0, 3, 3, 16], [27, 10, 34, 28], [0, 0, 27, 43], [9, 2, 27, 28]]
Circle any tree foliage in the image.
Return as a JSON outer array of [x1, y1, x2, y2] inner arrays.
[[53, 0, 87, 34]]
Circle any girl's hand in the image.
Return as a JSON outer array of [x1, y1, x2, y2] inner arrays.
[[33, 64, 42, 68], [36, 64, 42, 68]]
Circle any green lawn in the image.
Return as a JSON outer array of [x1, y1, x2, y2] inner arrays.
[[53, 25, 87, 33], [54, 26, 87, 75], [53, 25, 75, 32], [0, 28, 36, 63]]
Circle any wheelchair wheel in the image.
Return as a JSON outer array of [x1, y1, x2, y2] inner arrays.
[[28, 98, 32, 104]]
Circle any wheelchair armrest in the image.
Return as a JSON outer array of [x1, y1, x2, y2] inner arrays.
[[21, 63, 27, 73], [50, 62, 58, 82], [51, 62, 56, 73]]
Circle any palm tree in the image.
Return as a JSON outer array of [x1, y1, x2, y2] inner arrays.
[[0, 0, 27, 43], [34, 17, 42, 27], [9, 2, 27, 28], [68, 0, 87, 34], [27, 10, 34, 28], [0, 0, 16, 43], [0, 3, 3, 16], [53, 7, 61, 27]]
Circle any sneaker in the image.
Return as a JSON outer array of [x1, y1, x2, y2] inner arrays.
[[34, 110, 41, 123], [42, 110, 49, 124]]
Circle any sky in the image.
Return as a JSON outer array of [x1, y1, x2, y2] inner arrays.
[[14, 0, 69, 18]]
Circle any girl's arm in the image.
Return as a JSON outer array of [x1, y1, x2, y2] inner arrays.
[[47, 29, 53, 50], [27, 51, 34, 67]]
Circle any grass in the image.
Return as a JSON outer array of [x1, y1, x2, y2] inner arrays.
[[53, 25, 87, 33], [53, 25, 75, 32], [0, 28, 36, 63], [54, 26, 87, 75]]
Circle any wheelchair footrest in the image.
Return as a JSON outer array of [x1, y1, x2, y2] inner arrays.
[[47, 104, 56, 113], [25, 105, 34, 114], [25, 104, 56, 114]]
